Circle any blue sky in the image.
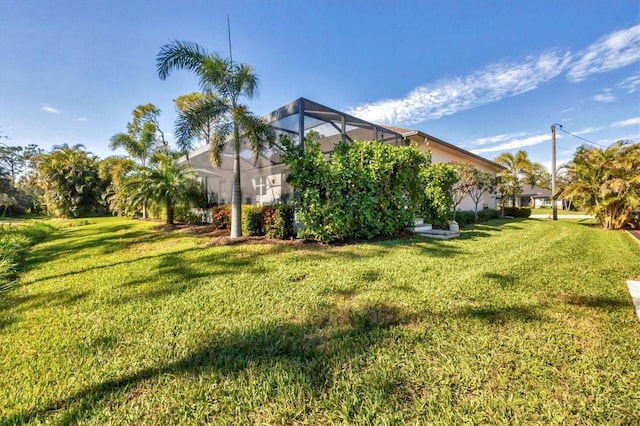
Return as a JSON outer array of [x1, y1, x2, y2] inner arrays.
[[1, 0, 638, 170]]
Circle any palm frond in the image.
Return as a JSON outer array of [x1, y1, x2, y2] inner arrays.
[[174, 96, 231, 154], [238, 111, 276, 165], [156, 40, 209, 80]]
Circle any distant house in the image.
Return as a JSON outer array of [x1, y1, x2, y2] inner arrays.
[[179, 98, 503, 211], [520, 185, 565, 209]]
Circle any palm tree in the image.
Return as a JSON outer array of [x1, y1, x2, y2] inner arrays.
[[494, 150, 536, 206], [110, 118, 158, 218], [36, 144, 101, 217], [124, 154, 200, 225], [156, 40, 275, 238], [560, 141, 640, 229]]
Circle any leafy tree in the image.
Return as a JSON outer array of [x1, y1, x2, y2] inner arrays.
[[494, 150, 538, 205], [129, 103, 168, 152], [35, 144, 103, 217], [560, 141, 640, 229], [157, 40, 275, 238], [494, 173, 520, 217], [123, 154, 200, 225], [0, 146, 24, 184], [450, 163, 477, 221], [467, 168, 494, 221]]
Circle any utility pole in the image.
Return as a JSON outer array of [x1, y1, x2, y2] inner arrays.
[[551, 124, 561, 221]]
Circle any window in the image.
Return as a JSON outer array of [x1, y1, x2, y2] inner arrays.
[[254, 176, 267, 197]]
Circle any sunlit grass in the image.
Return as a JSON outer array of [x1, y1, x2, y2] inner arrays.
[[1, 217, 639, 424]]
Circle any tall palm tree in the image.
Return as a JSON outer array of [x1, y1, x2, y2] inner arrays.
[[494, 150, 536, 206], [156, 40, 275, 238]]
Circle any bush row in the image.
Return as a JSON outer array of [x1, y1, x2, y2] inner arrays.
[[210, 204, 295, 239]]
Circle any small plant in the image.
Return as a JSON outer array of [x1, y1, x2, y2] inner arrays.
[[210, 205, 231, 229]]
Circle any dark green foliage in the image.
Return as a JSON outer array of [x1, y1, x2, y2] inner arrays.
[[477, 208, 500, 222], [421, 162, 458, 226], [241, 205, 265, 236], [210, 205, 231, 229], [282, 137, 427, 242], [503, 207, 531, 218], [264, 203, 295, 239]]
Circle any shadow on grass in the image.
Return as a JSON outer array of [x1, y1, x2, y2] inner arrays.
[[461, 304, 545, 324], [482, 272, 521, 289], [563, 294, 629, 311], [8, 302, 416, 424]]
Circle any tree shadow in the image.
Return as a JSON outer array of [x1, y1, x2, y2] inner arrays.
[[460, 304, 545, 324], [563, 294, 629, 311], [482, 272, 521, 289], [8, 302, 417, 424]]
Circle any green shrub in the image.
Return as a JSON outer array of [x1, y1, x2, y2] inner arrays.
[[477, 208, 499, 222], [211, 205, 231, 229], [421, 162, 458, 226], [453, 211, 476, 227], [174, 205, 203, 225], [264, 204, 295, 239], [503, 207, 531, 218], [242, 205, 265, 236], [282, 136, 427, 242]]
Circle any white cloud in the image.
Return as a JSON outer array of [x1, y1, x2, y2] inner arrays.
[[77, 117, 87, 121], [618, 73, 640, 93], [598, 134, 640, 144], [591, 89, 616, 103], [41, 106, 60, 114], [347, 51, 571, 125], [574, 126, 603, 135], [469, 131, 527, 146], [471, 133, 553, 154], [610, 117, 640, 128], [568, 25, 640, 82]]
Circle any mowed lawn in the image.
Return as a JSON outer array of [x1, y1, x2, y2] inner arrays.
[[1, 217, 639, 425]]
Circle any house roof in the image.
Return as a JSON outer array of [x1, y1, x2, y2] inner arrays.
[[383, 125, 504, 171], [520, 184, 552, 197]]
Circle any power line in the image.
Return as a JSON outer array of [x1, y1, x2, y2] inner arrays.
[[555, 126, 608, 148]]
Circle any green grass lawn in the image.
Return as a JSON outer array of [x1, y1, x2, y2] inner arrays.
[[530, 208, 589, 216], [2, 217, 639, 424]]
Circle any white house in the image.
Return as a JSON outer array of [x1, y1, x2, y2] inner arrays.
[[178, 98, 503, 212]]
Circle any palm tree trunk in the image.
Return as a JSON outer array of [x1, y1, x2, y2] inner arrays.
[[166, 198, 174, 225], [230, 121, 242, 239]]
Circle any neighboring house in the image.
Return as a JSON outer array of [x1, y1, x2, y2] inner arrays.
[[520, 185, 566, 209], [178, 97, 503, 211]]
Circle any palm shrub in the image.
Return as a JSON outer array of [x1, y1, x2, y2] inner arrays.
[[560, 141, 640, 229], [124, 154, 201, 225]]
